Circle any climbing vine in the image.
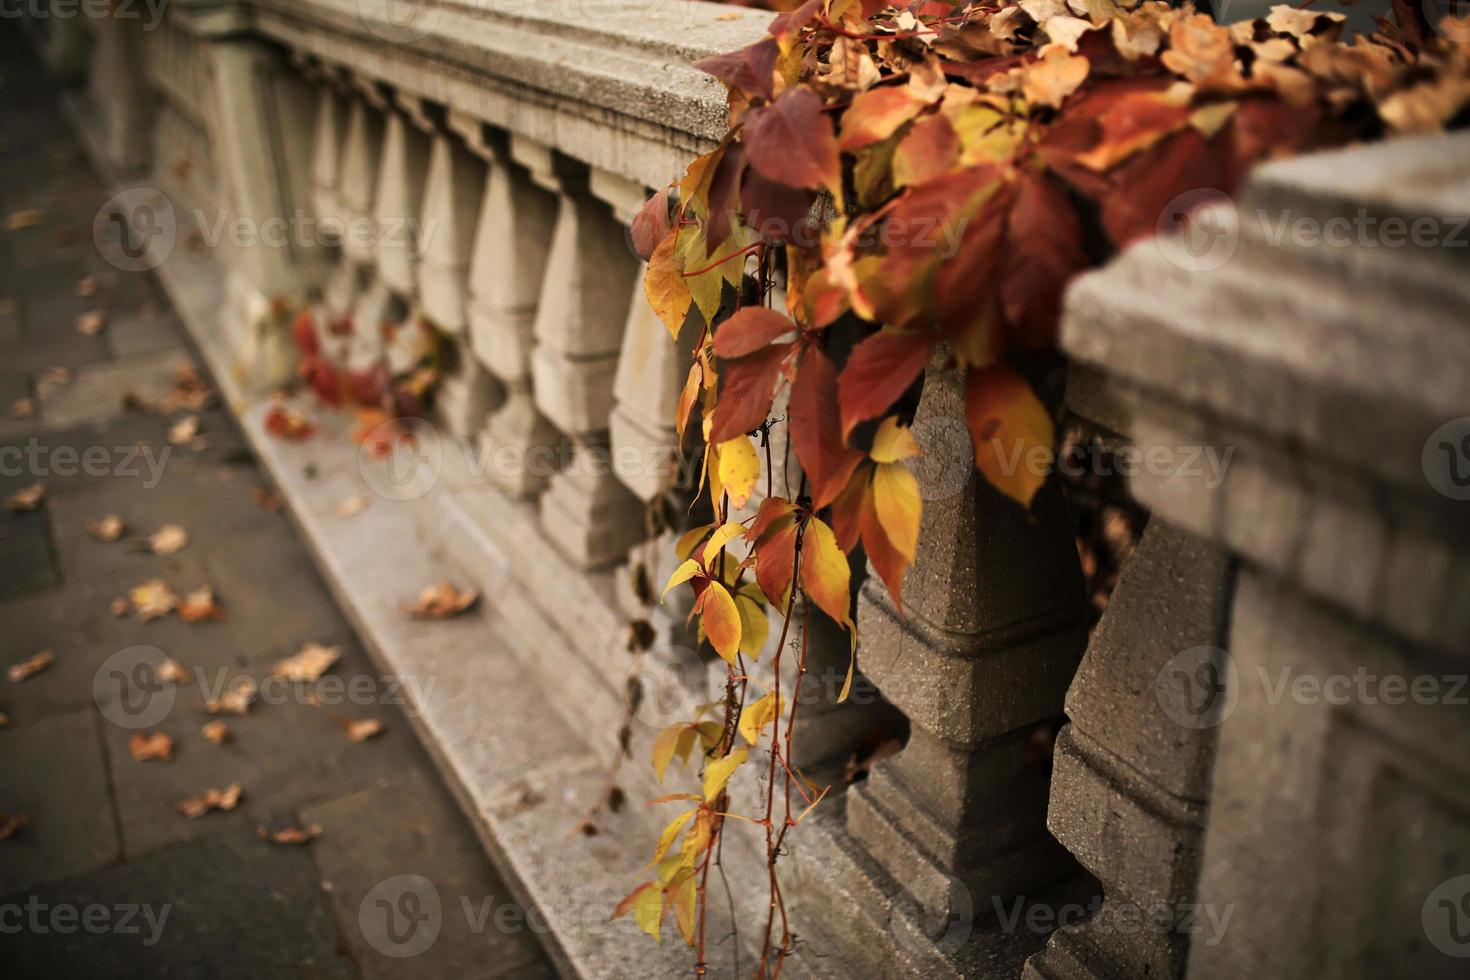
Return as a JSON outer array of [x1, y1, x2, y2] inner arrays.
[[618, 0, 1467, 973]]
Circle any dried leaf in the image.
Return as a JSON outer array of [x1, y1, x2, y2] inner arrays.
[[694, 580, 742, 664], [644, 230, 692, 341], [175, 782, 243, 818], [258, 820, 322, 845], [10, 397, 34, 420], [343, 718, 385, 742], [272, 642, 341, 682], [76, 310, 106, 336], [86, 514, 125, 541], [5, 482, 45, 512], [168, 416, 200, 446], [201, 720, 230, 744], [839, 86, 927, 151], [706, 342, 792, 444], [738, 691, 785, 745], [712, 307, 796, 360], [0, 812, 28, 839], [837, 330, 936, 438], [129, 731, 174, 762], [1023, 46, 1090, 109], [157, 658, 191, 684], [148, 524, 189, 555], [204, 677, 256, 715], [336, 494, 369, 518], [402, 582, 479, 619], [715, 436, 760, 511], [6, 209, 44, 231], [8, 650, 54, 683]]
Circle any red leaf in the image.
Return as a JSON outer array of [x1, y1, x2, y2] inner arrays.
[[931, 183, 1011, 361], [291, 310, 319, 357], [741, 169, 815, 244], [713, 307, 797, 360], [706, 144, 748, 250], [999, 171, 1087, 351], [695, 37, 780, 102], [304, 358, 342, 407], [707, 342, 793, 443], [893, 112, 959, 188], [837, 329, 937, 438], [789, 347, 864, 509], [631, 188, 672, 263], [742, 86, 842, 198], [770, 0, 821, 39], [755, 522, 797, 608], [1101, 128, 1231, 249]]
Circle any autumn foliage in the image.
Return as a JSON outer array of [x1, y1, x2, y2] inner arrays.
[[623, 0, 1467, 971]]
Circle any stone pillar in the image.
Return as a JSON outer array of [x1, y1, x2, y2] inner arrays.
[[87, 8, 154, 173], [522, 143, 644, 569], [1024, 520, 1234, 980], [371, 105, 430, 299], [1059, 131, 1470, 980], [45, 0, 92, 78], [417, 121, 496, 437], [846, 366, 1089, 919], [462, 131, 561, 499], [335, 89, 388, 371]]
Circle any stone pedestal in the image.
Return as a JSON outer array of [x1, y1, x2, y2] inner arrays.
[[88, 10, 154, 173]]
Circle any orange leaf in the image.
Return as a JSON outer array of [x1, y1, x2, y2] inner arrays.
[[755, 522, 798, 610], [999, 171, 1087, 351], [837, 329, 936, 438], [712, 307, 797, 359], [839, 86, 926, 151], [695, 581, 742, 664], [675, 363, 700, 442], [799, 516, 851, 627], [871, 461, 921, 563], [859, 485, 909, 609], [707, 342, 792, 443], [892, 112, 960, 189], [645, 230, 691, 341], [964, 364, 1054, 507]]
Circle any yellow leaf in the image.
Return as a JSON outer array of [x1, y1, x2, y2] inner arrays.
[[872, 462, 921, 563], [965, 364, 1054, 508], [735, 587, 769, 659], [738, 691, 785, 746], [613, 882, 664, 942], [700, 521, 748, 568], [869, 417, 920, 463], [645, 230, 691, 340], [649, 810, 697, 867], [669, 868, 699, 946], [675, 363, 701, 441], [703, 747, 749, 801], [674, 524, 715, 560], [696, 581, 742, 664], [652, 725, 686, 783], [799, 517, 851, 627], [661, 559, 703, 600], [677, 224, 727, 326], [715, 436, 759, 511]]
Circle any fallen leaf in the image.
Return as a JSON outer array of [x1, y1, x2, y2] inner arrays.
[[0, 711, 9, 728], [343, 718, 384, 743], [250, 486, 283, 512], [175, 782, 243, 818], [148, 524, 188, 555], [87, 514, 125, 541], [272, 642, 340, 682], [201, 720, 230, 744], [76, 276, 99, 298], [129, 731, 174, 762], [5, 483, 45, 512], [157, 658, 191, 684], [0, 812, 27, 840], [258, 820, 321, 845], [76, 310, 106, 336], [178, 585, 225, 623], [264, 406, 314, 440], [8, 650, 54, 683], [168, 416, 199, 446], [9, 398, 34, 419], [1023, 46, 1090, 109], [39, 366, 72, 387], [402, 582, 479, 619], [130, 578, 178, 621], [6, 209, 43, 231], [203, 677, 256, 715], [109, 597, 130, 617], [335, 494, 368, 518]]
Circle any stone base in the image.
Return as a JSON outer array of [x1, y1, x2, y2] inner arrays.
[[538, 460, 647, 570]]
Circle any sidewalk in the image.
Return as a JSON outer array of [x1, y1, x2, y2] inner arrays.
[[0, 26, 556, 979]]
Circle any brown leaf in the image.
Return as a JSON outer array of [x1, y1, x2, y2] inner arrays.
[[109, 597, 130, 617], [402, 582, 479, 619], [630, 188, 673, 263], [10, 397, 34, 420], [343, 718, 385, 743], [335, 494, 369, 518], [6, 209, 44, 231], [157, 658, 191, 684], [712, 307, 797, 360], [1023, 46, 1090, 109], [272, 642, 341, 682], [167, 415, 200, 446], [707, 341, 793, 444], [965, 363, 1054, 507], [203, 677, 256, 715], [250, 486, 283, 512], [258, 819, 322, 845], [1000, 171, 1088, 350], [175, 782, 243, 818], [201, 720, 230, 744], [695, 37, 780, 102], [76, 276, 99, 298], [148, 524, 189, 555], [129, 731, 174, 762], [0, 812, 28, 840], [178, 585, 225, 623], [6, 482, 45, 512], [8, 650, 54, 683], [76, 310, 106, 336], [130, 579, 178, 621], [740, 169, 815, 244], [789, 348, 865, 509], [742, 86, 843, 199], [87, 514, 125, 541], [644, 229, 692, 341]]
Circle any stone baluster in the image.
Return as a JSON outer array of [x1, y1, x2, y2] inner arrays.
[[337, 85, 391, 372], [461, 130, 561, 499], [845, 365, 1089, 923], [417, 116, 496, 437], [371, 99, 430, 301], [521, 142, 645, 569], [1059, 132, 1470, 979], [1024, 520, 1234, 980], [88, 7, 154, 173]]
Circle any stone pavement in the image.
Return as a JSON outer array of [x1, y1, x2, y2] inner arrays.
[[0, 26, 556, 979]]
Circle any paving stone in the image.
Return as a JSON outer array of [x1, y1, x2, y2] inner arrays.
[[107, 314, 187, 359], [303, 768, 558, 980], [38, 351, 189, 429], [0, 506, 61, 601], [0, 833, 354, 979], [0, 707, 121, 897]]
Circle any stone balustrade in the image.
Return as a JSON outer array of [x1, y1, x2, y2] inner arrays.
[[40, 1, 1470, 976]]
